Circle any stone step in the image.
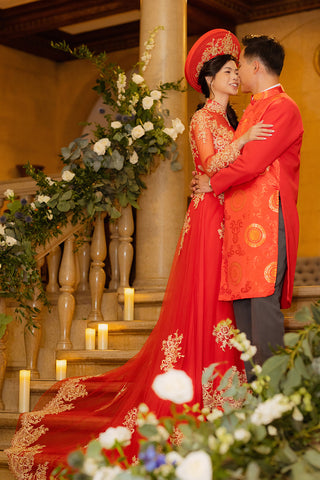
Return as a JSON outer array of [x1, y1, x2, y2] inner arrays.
[[0, 412, 19, 450], [56, 348, 140, 377], [0, 451, 15, 480], [86, 319, 157, 350]]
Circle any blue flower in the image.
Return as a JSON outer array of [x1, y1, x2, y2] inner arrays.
[[139, 445, 166, 472], [0, 216, 6, 224], [20, 198, 27, 205]]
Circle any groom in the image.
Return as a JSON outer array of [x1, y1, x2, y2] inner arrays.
[[192, 34, 303, 378]]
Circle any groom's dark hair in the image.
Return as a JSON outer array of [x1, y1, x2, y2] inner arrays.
[[242, 35, 285, 76]]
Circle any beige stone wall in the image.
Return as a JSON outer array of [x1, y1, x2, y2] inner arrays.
[[236, 9, 320, 256], [0, 44, 139, 179]]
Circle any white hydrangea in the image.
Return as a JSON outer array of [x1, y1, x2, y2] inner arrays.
[[93, 466, 123, 480], [166, 451, 183, 466], [99, 426, 131, 449], [176, 451, 212, 480], [152, 369, 194, 404], [83, 458, 99, 476], [251, 394, 294, 426]]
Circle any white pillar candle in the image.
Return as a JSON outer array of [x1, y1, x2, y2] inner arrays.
[[56, 359, 67, 381], [19, 370, 30, 413], [124, 287, 134, 321], [98, 323, 109, 350], [85, 328, 96, 350]]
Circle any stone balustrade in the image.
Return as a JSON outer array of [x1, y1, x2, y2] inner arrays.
[[0, 177, 135, 408]]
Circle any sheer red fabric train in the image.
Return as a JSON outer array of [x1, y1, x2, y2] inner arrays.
[[6, 99, 245, 479]]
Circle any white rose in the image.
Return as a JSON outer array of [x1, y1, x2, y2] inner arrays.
[[142, 96, 154, 110], [4, 189, 14, 199], [61, 170, 75, 182], [152, 369, 194, 404], [234, 428, 251, 443], [132, 73, 144, 84], [143, 121, 154, 132], [99, 426, 132, 449], [163, 127, 178, 140], [36, 195, 51, 204], [93, 466, 122, 480], [93, 138, 111, 156], [5, 236, 17, 246], [176, 451, 212, 480], [131, 125, 145, 140], [172, 118, 185, 134], [111, 121, 122, 129], [150, 90, 162, 101], [129, 151, 139, 164]]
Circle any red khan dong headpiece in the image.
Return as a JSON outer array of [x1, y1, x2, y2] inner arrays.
[[185, 29, 241, 93]]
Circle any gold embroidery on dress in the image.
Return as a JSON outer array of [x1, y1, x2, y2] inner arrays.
[[178, 211, 191, 255], [192, 192, 205, 209], [218, 221, 225, 240], [6, 378, 88, 479], [161, 331, 184, 371], [189, 102, 240, 177], [171, 426, 184, 446], [202, 366, 246, 410], [212, 319, 233, 351], [123, 407, 138, 433]]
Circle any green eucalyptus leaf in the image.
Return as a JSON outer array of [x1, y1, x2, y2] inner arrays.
[[304, 448, 320, 469], [284, 332, 300, 347], [245, 461, 260, 480]]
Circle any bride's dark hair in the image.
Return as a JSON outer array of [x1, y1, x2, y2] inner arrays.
[[197, 54, 239, 130]]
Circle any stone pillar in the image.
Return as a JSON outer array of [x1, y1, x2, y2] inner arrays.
[[134, 0, 188, 290]]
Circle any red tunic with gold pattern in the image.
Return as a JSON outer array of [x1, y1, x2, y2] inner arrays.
[[210, 85, 303, 308]]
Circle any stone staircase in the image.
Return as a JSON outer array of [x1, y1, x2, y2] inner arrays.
[[1, 285, 319, 479]]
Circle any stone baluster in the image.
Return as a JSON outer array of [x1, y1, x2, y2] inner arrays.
[[24, 258, 45, 379], [0, 297, 8, 410], [56, 236, 76, 350], [87, 212, 107, 322], [76, 234, 91, 293], [46, 246, 61, 294], [118, 205, 134, 292], [108, 220, 120, 292]]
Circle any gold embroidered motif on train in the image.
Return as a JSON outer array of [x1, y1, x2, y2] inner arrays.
[[123, 407, 138, 433], [161, 331, 184, 371], [202, 366, 246, 410], [178, 211, 191, 255], [212, 319, 234, 351], [6, 378, 88, 479]]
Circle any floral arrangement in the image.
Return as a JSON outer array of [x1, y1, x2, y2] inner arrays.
[[53, 303, 320, 480], [0, 26, 185, 336]]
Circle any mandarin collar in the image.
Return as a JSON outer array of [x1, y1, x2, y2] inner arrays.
[[251, 85, 285, 104], [205, 98, 227, 116]]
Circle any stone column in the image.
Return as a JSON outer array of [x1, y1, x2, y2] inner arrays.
[[134, 0, 188, 290]]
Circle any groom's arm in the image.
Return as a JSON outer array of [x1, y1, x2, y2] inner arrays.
[[211, 99, 303, 195]]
